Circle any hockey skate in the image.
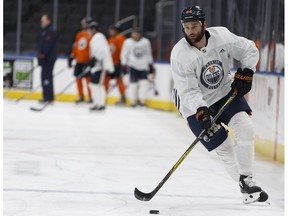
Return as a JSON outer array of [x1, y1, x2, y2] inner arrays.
[[89, 105, 106, 111], [75, 97, 84, 104], [87, 98, 93, 104], [239, 175, 269, 204], [115, 96, 126, 106]]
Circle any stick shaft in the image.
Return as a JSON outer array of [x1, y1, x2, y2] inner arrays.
[[134, 90, 237, 201], [30, 69, 90, 111]]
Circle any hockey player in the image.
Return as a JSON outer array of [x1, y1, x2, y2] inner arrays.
[[105, 25, 127, 105], [68, 17, 93, 103], [87, 21, 114, 111], [120, 28, 155, 107], [171, 6, 268, 204], [259, 40, 284, 73]]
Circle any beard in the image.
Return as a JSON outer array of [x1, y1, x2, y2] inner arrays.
[[184, 27, 205, 45]]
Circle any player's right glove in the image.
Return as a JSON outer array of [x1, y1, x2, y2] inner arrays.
[[231, 68, 254, 97], [85, 57, 97, 68], [196, 106, 212, 130]]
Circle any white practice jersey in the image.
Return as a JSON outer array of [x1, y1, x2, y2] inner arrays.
[[171, 26, 259, 119], [90, 32, 114, 73], [121, 37, 153, 71]]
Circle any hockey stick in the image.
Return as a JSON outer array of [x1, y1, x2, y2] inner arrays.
[[149, 80, 159, 96], [15, 66, 68, 103], [107, 82, 118, 93], [134, 89, 238, 201], [30, 68, 90, 112]]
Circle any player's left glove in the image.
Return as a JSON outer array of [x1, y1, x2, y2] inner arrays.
[[120, 65, 128, 75], [148, 64, 156, 81], [231, 68, 254, 97], [149, 64, 156, 74]]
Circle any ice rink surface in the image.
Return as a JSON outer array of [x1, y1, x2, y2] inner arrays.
[[3, 100, 284, 216]]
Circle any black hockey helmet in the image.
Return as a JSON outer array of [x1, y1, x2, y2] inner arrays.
[[88, 21, 99, 30], [109, 24, 121, 32], [181, 6, 206, 24], [81, 16, 93, 25], [131, 27, 142, 34]]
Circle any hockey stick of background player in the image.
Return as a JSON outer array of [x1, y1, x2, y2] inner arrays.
[[134, 89, 238, 201], [147, 65, 158, 96], [15, 66, 68, 103], [149, 80, 159, 96], [30, 67, 91, 112], [107, 82, 118, 94]]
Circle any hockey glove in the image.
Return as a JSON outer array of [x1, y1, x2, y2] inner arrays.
[[149, 64, 156, 75], [120, 65, 128, 75], [68, 57, 73, 68], [148, 64, 156, 81], [231, 68, 254, 97], [196, 106, 212, 130], [85, 57, 97, 68]]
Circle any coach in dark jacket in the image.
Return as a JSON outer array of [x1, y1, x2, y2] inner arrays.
[[37, 14, 57, 103]]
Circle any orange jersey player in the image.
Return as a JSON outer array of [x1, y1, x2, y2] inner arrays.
[[105, 25, 127, 105], [68, 17, 93, 103], [109, 29, 126, 65], [71, 30, 91, 64]]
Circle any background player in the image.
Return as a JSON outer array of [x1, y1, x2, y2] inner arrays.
[[87, 21, 114, 111], [171, 6, 268, 204], [68, 17, 93, 103], [120, 28, 155, 107], [105, 25, 127, 105]]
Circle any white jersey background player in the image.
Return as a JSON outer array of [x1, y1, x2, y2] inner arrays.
[[120, 28, 154, 107], [171, 6, 268, 204], [87, 21, 114, 111]]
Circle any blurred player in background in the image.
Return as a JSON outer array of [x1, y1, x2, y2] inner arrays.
[[105, 25, 127, 105], [37, 14, 57, 103], [120, 28, 155, 107], [259, 40, 284, 73], [87, 21, 114, 111], [68, 17, 93, 103], [171, 6, 268, 204]]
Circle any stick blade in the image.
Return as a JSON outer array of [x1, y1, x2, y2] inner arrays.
[[134, 188, 153, 201], [30, 107, 43, 112]]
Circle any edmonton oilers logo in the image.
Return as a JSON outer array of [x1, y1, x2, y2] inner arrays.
[[200, 60, 224, 89], [133, 47, 144, 58], [78, 37, 88, 50]]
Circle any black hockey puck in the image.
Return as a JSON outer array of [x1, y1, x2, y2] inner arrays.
[[149, 210, 159, 214]]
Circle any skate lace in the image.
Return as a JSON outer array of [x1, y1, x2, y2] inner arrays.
[[244, 175, 256, 187]]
